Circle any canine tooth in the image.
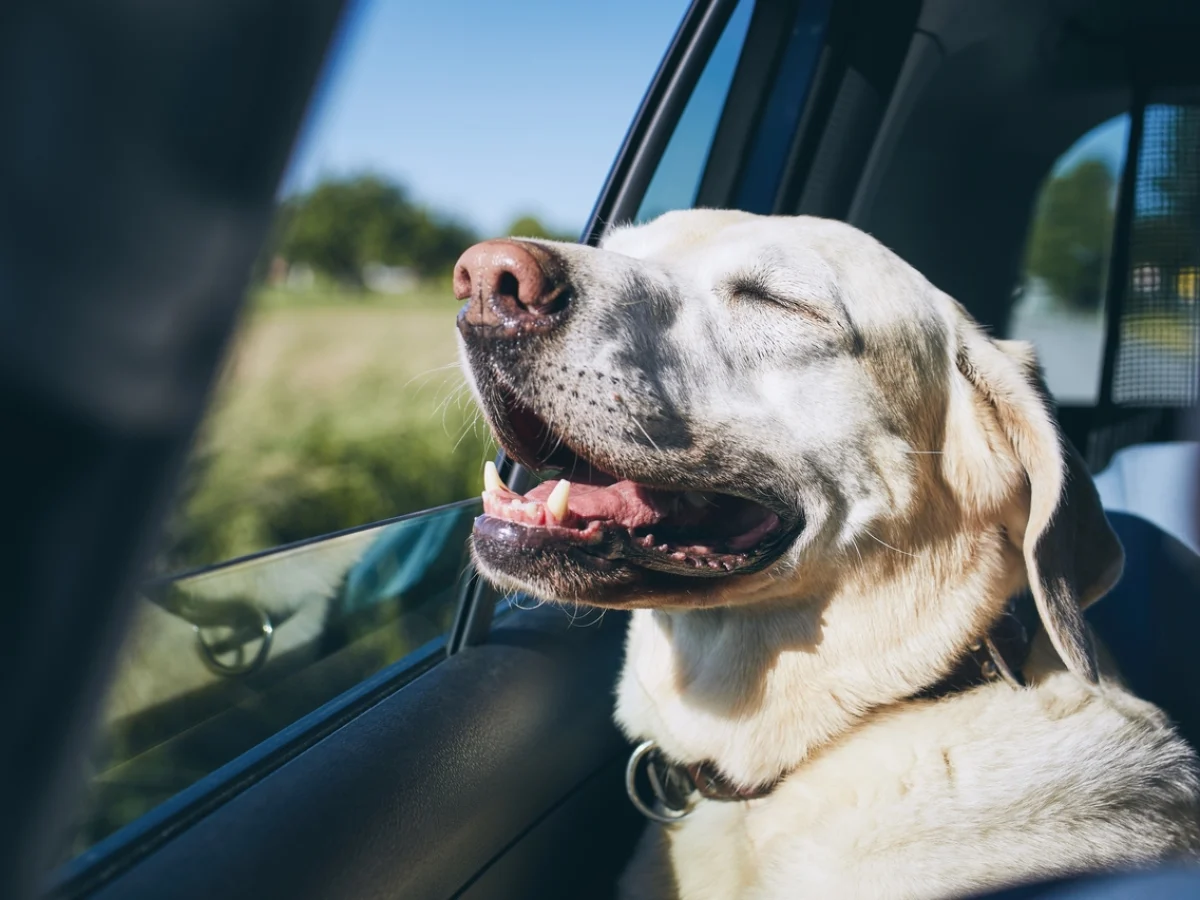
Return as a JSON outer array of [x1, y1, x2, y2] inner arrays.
[[484, 460, 505, 492], [546, 479, 571, 521], [683, 491, 707, 508]]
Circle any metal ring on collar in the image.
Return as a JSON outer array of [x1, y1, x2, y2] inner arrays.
[[194, 603, 274, 677], [625, 740, 693, 824]]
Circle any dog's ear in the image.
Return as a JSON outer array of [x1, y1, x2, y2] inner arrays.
[[955, 325, 1123, 684]]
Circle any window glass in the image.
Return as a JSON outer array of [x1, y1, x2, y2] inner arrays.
[[1008, 114, 1130, 404], [1112, 101, 1200, 406], [68, 502, 475, 863], [636, 0, 756, 222], [735, 0, 831, 212], [61, 0, 689, 872]]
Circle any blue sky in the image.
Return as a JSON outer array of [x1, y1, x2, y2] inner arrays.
[[284, 0, 692, 236]]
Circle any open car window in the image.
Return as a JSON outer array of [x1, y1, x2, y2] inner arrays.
[[55, 0, 693, 876]]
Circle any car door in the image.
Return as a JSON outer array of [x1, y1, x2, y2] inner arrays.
[[10, 1, 1200, 899]]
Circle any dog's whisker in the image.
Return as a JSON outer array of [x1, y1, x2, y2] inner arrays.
[[451, 411, 484, 453], [865, 530, 916, 558], [402, 361, 463, 391], [509, 591, 543, 611], [850, 536, 865, 570], [627, 414, 661, 453]]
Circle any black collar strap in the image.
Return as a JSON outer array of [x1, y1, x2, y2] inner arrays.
[[625, 592, 1038, 824]]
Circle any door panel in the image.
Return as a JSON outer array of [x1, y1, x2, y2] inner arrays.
[[87, 608, 630, 900]]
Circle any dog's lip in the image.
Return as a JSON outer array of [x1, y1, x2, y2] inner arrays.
[[473, 515, 620, 570], [477, 474, 801, 579], [472, 513, 796, 582]]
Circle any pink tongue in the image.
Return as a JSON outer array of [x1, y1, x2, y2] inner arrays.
[[525, 480, 663, 528]]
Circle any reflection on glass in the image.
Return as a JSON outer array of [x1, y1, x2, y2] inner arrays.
[[635, 0, 756, 223], [65, 501, 477, 860]]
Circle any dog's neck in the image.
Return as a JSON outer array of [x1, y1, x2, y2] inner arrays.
[[614, 525, 1028, 788]]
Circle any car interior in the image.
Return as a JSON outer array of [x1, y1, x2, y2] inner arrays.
[[4, 0, 1200, 898]]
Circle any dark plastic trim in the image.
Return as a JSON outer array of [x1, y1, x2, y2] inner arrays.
[[1098, 89, 1147, 411]]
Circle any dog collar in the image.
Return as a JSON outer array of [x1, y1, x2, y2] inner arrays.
[[625, 593, 1037, 824]]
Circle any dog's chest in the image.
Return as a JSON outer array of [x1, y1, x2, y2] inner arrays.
[[626, 673, 1200, 900]]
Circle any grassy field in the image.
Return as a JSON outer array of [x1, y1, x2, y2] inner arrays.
[[159, 284, 495, 573]]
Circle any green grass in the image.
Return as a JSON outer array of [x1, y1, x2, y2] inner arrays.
[[160, 283, 495, 572]]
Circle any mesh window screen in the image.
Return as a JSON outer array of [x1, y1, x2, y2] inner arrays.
[[1113, 103, 1200, 406]]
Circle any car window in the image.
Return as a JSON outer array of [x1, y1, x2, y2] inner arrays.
[[1112, 100, 1200, 407], [59, 0, 690, 871], [636, 0, 756, 223], [1008, 114, 1131, 404]]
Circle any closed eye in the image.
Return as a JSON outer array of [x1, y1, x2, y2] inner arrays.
[[726, 276, 836, 326]]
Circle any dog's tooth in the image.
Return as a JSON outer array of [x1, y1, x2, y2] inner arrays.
[[683, 491, 707, 508], [484, 460, 505, 493], [546, 479, 570, 521]]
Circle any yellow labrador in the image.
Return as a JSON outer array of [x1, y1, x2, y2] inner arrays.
[[453, 210, 1200, 899]]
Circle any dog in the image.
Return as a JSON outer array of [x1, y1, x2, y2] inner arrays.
[[453, 209, 1200, 899]]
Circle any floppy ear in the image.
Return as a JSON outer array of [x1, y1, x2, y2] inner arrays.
[[955, 325, 1124, 684]]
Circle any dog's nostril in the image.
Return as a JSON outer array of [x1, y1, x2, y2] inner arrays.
[[496, 270, 521, 307], [453, 238, 572, 333], [452, 263, 474, 301]]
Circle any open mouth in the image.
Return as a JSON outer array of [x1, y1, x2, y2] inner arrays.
[[475, 390, 794, 578]]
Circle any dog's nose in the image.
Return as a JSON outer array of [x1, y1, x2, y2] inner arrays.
[[454, 239, 570, 334]]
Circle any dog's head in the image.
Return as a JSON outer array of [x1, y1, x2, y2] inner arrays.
[[455, 209, 1123, 682]]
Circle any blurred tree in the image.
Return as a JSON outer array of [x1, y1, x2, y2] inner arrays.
[[273, 174, 477, 285], [1025, 159, 1116, 311], [504, 213, 577, 242]]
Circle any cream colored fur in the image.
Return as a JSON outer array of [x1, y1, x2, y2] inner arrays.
[[462, 210, 1200, 898]]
